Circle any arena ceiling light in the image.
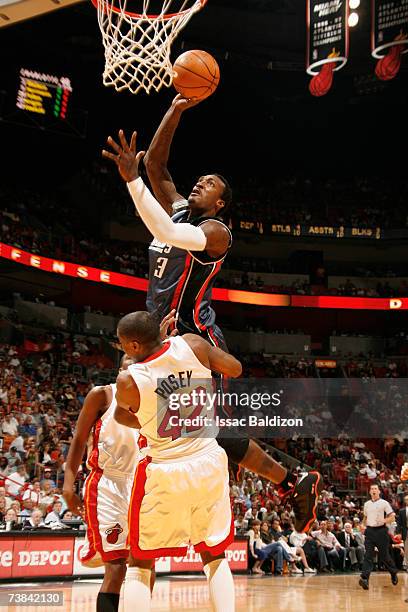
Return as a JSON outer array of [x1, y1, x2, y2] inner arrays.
[[348, 0, 360, 29], [0, 0, 83, 28]]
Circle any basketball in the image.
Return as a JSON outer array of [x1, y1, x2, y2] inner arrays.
[[172, 50, 220, 100]]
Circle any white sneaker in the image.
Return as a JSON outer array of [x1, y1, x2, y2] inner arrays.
[[290, 566, 303, 574], [304, 568, 317, 574]]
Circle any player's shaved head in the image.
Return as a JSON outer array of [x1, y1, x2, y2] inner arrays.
[[117, 311, 160, 345]]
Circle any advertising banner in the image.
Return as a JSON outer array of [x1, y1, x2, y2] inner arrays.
[[0, 538, 14, 579], [0, 537, 74, 579], [170, 540, 248, 573], [372, 0, 408, 58], [67, 536, 245, 577], [307, 0, 349, 74], [73, 538, 104, 576]]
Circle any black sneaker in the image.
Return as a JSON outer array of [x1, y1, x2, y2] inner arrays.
[[359, 578, 369, 590], [291, 471, 323, 533], [391, 573, 398, 586]]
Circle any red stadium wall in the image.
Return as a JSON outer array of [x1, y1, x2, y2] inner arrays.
[[2, 242, 408, 318], [0, 534, 248, 580]]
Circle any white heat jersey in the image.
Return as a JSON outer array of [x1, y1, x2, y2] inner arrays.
[[87, 384, 140, 477], [127, 336, 218, 461]]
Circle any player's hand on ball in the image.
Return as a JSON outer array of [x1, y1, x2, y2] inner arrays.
[[401, 462, 408, 481], [160, 309, 178, 340], [102, 130, 145, 183], [171, 94, 202, 113]]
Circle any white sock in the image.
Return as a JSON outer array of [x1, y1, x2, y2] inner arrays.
[[203, 558, 235, 612], [124, 566, 151, 611]]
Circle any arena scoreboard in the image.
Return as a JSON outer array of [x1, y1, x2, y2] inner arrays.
[[16, 68, 72, 119]]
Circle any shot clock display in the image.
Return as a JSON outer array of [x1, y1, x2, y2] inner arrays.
[[16, 68, 72, 119]]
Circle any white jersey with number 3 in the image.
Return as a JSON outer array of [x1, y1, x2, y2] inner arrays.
[[127, 336, 217, 460]]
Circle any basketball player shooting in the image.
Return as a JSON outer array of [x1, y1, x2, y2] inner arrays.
[[102, 116, 321, 533]]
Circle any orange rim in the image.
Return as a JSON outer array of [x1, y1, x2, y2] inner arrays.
[[90, 0, 207, 20]]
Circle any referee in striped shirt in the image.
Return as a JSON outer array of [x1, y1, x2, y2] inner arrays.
[[359, 483, 398, 590]]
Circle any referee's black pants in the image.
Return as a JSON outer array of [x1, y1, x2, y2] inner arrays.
[[361, 526, 397, 580]]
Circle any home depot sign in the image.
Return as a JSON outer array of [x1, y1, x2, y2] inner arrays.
[[0, 537, 74, 578]]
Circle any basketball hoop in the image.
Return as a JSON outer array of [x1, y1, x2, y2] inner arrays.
[[91, 0, 207, 95]]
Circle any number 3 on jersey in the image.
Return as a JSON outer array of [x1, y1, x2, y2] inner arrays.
[[154, 257, 168, 279]]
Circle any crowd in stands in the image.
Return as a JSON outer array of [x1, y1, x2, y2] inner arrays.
[[0, 340, 102, 491], [2, 174, 408, 299], [89, 164, 408, 230], [3, 198, 408, 297], [1, 335, 408, 579], [231, 434, 408, 574], [222, 254, 408, 279], [216, 271, 408, 298], [238, 352, 408, 380], [0, 197, 149, 280], [0, 339, 99, 530], [230, 175, 408, 230]]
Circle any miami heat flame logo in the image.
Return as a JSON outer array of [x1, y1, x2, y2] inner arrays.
[[105, 523, 123, 544], [375, 32, 407, 81]]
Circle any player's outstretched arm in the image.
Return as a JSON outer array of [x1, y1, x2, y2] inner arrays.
[[182, 333, 242, 378], [102, 129, 145, 183], [144, 95, 201, 214], [63, 386, 108, 515], [114, 370, 141, 427], [103, 130, 207, 251]]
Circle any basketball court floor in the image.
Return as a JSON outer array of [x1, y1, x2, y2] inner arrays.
[[1, 574, 408, 612]]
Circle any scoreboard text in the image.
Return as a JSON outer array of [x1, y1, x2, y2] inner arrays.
[[16, 68, 72, 119]]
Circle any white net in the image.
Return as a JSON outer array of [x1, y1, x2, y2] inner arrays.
[[93, 0, 206, 95]]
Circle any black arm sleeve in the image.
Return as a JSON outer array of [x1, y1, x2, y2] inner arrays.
[[216, 432, 250, 464]]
